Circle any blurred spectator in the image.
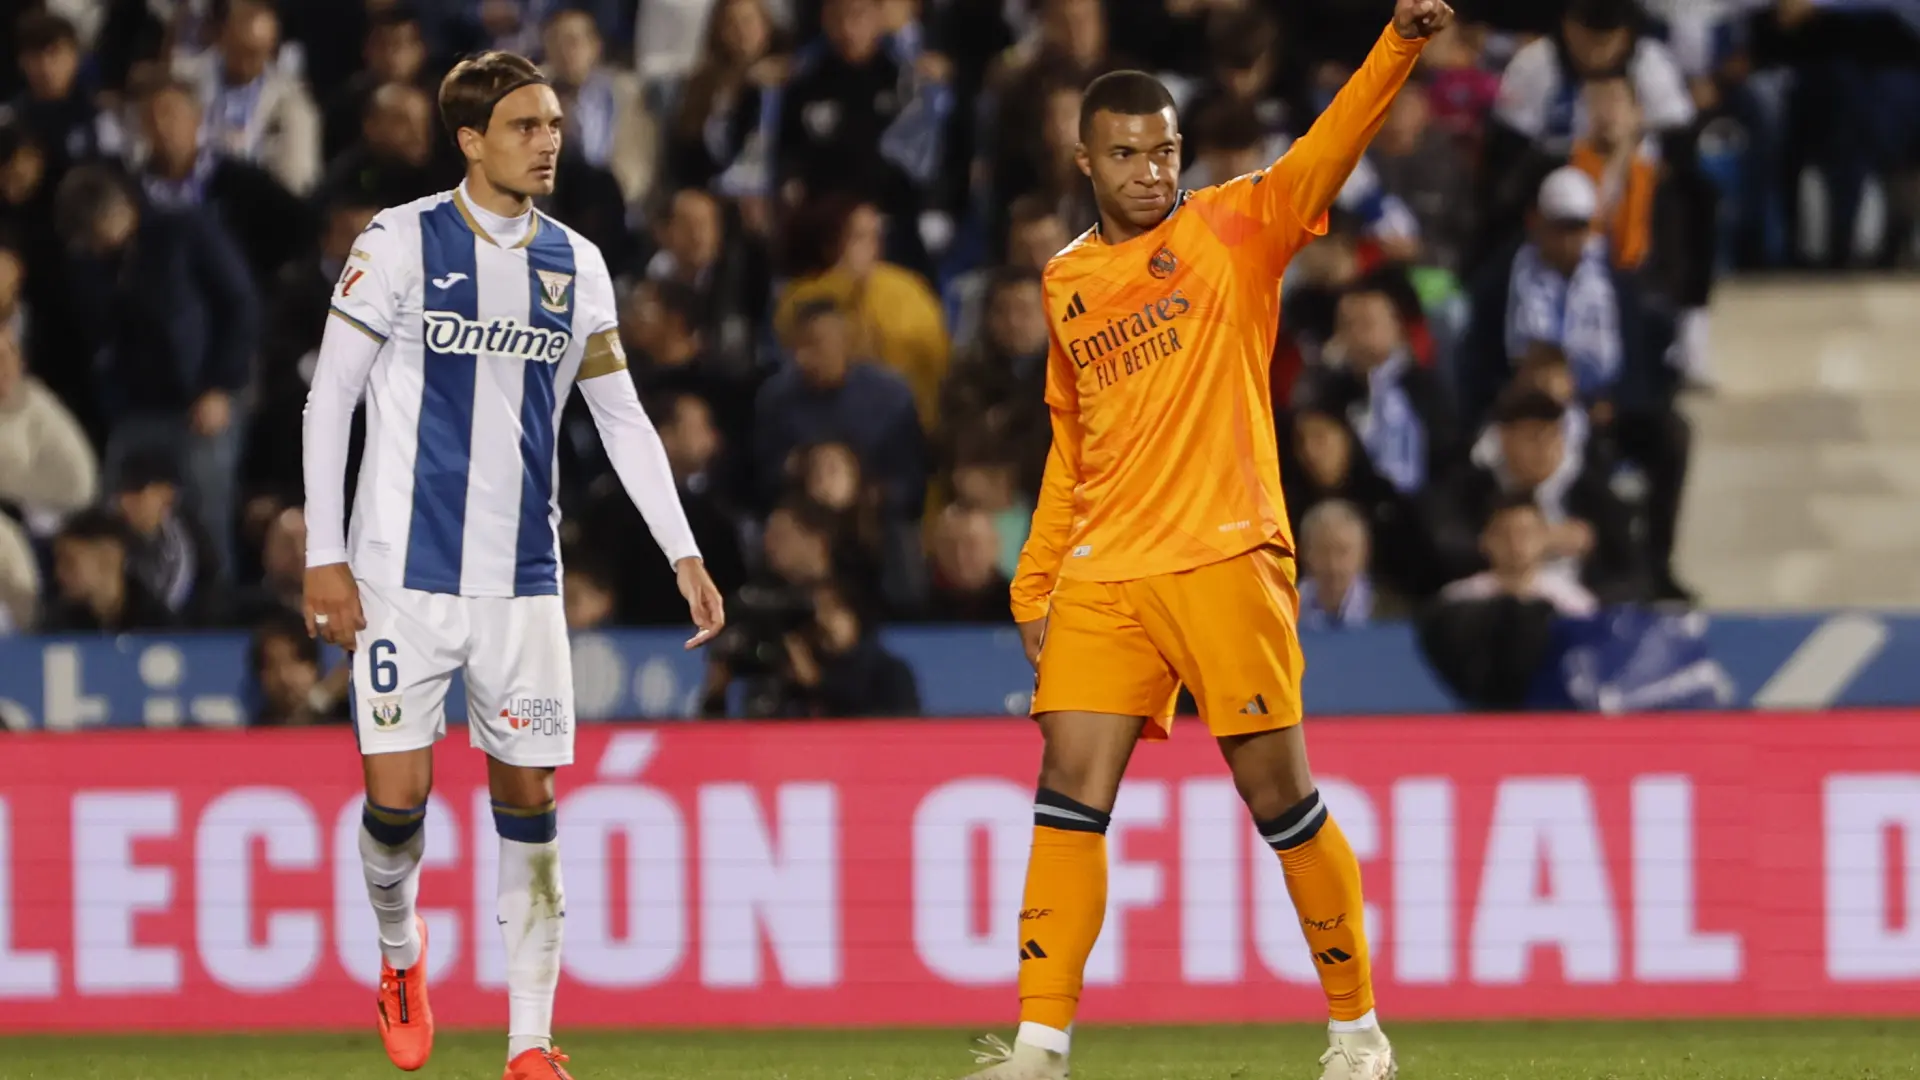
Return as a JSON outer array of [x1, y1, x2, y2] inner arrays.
[[1297, 499, 1405, 630], [544, 8, 658, 207], [248, 610, 348, 726], [226, 505, 307, 627], [625, 277, 755, 455], [792, 438, 925, 614], [1280, 403, 1443, 600], [1419, 22, 1500, 142], [942, 194, 1067, 350], [1185, 98, 1267, 191], [137, 73, 316, 283], [1297, 280, 1457, 498], [57, 165, 257, 579], [112, 451, 214, 618], [1570, 73, 1658, 273], [645, 186, 770, 365], [249, 196, 380, 510], [322, 8, 429, 163], [981, 0, 1116, 240], [0, 124, 79, 421], [755, 299, 927, 519], [770, 580, 921, 717], [0, 508, 34, 631], [1441, 493, 1599, 617], [44, 507, 174, 632], [174, 0, 322, 196], [0, 322, 97, 527], [776, 199, 949, 428], [1370, 75, 1476, 274], [777, 0, 951, 273], [318, 81, 441, 208], [949, 447, 1032, 579], [664, 0, 788, 195], [938, 266, 1050, 495], [1181, 7, 1290, 169], [575, 391, 749, 625], [562, 555, 620, 631], [923, 501, 1007, 621], [12, 13, 121, 182], [1435, 385, 1641, 602]]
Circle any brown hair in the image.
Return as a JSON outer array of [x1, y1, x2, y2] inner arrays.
[[437, 50, 547, 142]]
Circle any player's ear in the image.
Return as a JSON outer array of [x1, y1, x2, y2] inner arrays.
[[1074, 142, 1091, 180], [456, 125, 483, 164]]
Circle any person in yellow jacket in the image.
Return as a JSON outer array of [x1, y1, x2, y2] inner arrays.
[[774, 200, 950, 428]]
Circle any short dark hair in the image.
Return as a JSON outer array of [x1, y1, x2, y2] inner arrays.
[[1209, 8, 1278, 72], [1078, 70, 1175, 143], [58, 507, 130, 547], [1190, 99, 1263, 156], [791, 297, 844, 330], [1007, 194, 1058, 232], [116, 450, 181, 495], [1492, 384, 1568, 426], [369, 6, 422, 33], [437, 50, 548, 140], [53, 165, 133, 248], [1487, 491, 1544, 522], [984, 265, 1042, 306], [1566, 0, 1639, 32], [248, 611, 318, 674], [16, 12, 79, 54]]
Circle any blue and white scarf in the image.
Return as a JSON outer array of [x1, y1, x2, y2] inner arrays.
[[205, 74, 266, 160], [1348, 351, 1428, 496], [1506, 238, 1622, 399], [1298, 575, 1375, 631]]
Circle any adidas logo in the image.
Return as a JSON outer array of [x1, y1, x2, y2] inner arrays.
[[1239, 694, 1270, 716], [1018, 938, 1049, 961], [1061, 292, 1087, 322], [1315, 947, 1353, 966]]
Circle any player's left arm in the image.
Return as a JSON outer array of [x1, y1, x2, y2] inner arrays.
[[572, 247, 725, 648], [1266, 0, 1451, 230]]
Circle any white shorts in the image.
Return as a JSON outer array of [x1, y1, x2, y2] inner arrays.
[[349, 578, 575, 767]]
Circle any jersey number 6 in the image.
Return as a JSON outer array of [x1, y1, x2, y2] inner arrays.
[[369, 639, 400, 694]]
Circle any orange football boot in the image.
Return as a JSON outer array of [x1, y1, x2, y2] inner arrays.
[[375, 915, 434, 1070], [503, 1046, 575, 1079]]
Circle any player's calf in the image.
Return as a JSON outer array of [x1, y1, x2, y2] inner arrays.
[[492, 783, 565, 1065]]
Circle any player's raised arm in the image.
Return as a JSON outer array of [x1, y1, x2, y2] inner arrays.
[[301, 216, 397, 645], [1268, 0, 1450, 229], [572, 251, 725, 649]]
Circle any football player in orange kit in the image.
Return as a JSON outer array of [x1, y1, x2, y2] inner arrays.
[[965, 3, 1453, 1079]]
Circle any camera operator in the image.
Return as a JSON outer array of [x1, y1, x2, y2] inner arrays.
[[702, 578, 919, 719]]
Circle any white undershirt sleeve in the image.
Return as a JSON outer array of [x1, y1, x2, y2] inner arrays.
[[302, 313, 382, 567], [577, 371, 703, 567]]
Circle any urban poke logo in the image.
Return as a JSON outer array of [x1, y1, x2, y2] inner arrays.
[[1148, 245, 1179, 279], [501, 697, 571, 736]]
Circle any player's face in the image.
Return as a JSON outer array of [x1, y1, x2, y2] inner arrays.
[[1078, 107, 1181, 235], [474, 83, 564, 199]]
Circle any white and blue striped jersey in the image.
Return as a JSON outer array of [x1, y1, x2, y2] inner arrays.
[[325, 186, 627, 598]]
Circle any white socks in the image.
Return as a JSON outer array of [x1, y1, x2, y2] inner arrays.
[[1017, 1021, 1072, 1056], [498, 833, 565, 1060], [1329, 1009, 1380, 1033], [359, 808, 425, 971]]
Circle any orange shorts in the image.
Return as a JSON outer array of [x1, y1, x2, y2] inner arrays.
[[1031, 543, 1305, 739]]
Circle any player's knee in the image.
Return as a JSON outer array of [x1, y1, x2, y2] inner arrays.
[[492, 798, 558, 845], [1036, 749, 1125, 815], [1032, 786, 1111, 837], [362, 800, 427, 847], [1253, 788, 1330, 854]]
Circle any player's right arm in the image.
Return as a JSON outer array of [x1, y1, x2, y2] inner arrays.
[[1009, 321, 1083, 667], [301, 215, 399, 647]]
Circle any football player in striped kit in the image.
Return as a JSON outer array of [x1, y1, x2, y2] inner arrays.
[[302, 50, 725, 1080]]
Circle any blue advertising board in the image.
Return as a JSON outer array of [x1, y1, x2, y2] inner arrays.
[[0, 612, 1912, 730]]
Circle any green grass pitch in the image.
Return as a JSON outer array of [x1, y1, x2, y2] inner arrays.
[[4, 1021, 1919, 1079]]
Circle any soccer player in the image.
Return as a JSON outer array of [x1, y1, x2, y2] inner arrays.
[[969, 3, 1452, 1079], [301, 52, 725, 1080]]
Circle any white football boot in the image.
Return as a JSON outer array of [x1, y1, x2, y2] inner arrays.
[[960, 1034, 1070, 1080], [1317, 1025, 1397, 1080]]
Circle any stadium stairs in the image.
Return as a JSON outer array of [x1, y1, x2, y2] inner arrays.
[[1676, 276, 1920, 609]]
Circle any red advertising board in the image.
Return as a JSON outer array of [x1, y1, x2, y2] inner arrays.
[[3, 713, 1920, 1032]]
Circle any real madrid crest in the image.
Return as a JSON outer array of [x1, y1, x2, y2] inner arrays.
[[536, 269, 573, 314], [1148, 246, 1178, 279]]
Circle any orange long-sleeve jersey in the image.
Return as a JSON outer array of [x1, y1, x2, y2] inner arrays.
[[1010, 26, 1426, 623]]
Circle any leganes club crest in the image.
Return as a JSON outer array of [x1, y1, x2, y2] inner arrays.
[[536, 269, 573, 314]]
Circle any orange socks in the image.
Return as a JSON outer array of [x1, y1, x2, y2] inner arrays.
[[1260, 790, 1375, 1022], [1016, 789, 1111, 1035]]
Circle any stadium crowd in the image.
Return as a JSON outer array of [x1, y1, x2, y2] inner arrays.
[[0, 0, 1915, 718]]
